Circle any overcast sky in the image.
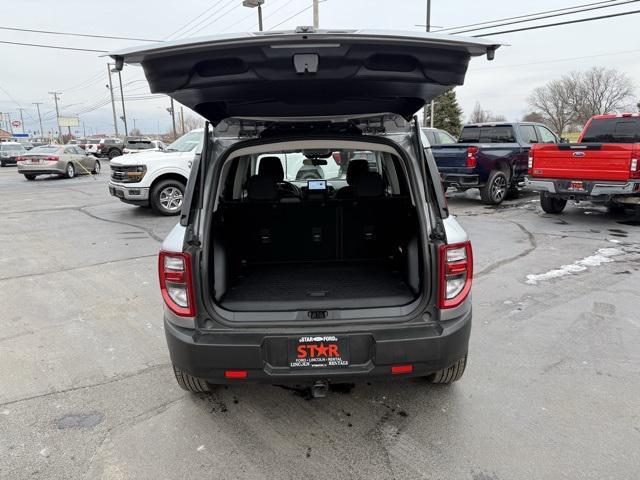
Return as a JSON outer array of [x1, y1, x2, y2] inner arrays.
[[1, 0, 639, 136]]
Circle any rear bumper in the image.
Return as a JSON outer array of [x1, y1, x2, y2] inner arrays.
[[108, 181, 150, 205], [441, 173, 480, 187], [525, 177, 640, 199], [164, 310, 472, 384], [17, 162, 66, 174]]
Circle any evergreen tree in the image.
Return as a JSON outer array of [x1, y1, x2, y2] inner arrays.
[[424, 89, 463, 136]]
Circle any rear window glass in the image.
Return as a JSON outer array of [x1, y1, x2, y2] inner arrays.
[[459, 126, 516, 143], [86, 139, 100, 144], [582, 118, 640, 143], [29, 146, 61, 154], [125, 139, 153, 149], [0, 144, 23, 151]]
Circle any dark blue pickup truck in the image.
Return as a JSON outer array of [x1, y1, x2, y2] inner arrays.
[[430, 122, 559, 204]]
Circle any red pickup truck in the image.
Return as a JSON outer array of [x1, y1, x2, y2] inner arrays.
[[526, 113, 640, 214]]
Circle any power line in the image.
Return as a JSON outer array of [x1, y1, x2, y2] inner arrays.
[[0, 25, 160, 42], [449, 0, 638, 35], [269, 1, 320, 30], [0, 40, 106, 53], [474, 48, 640, 70], [177, 0, 236, 38], [185, 0, 239, 37], [435, 0, 620, 32], [475, 8, 640, 36], [164, 0, 227, 40]]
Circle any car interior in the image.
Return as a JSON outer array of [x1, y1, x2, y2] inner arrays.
[[207, 142, 425, 312]]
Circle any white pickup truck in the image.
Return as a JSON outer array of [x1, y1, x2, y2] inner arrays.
[[108, 129, 201, 215]]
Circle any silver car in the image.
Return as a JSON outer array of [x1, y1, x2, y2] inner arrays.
[[17, 145, 101, 180]]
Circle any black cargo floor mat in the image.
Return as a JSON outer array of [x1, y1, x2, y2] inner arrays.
[[220, 261, 415, 311]]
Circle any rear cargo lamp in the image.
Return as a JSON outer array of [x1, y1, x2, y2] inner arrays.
[[438, 241, 473, 309], [158, 251, 195, 317], [466, 146, 478, 168]]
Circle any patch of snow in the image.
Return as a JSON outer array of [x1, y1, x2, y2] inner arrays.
[[1, 409, 9, 415], [526, 248, 623, 285], [39, 447, 50, 458], [608, 239, 621, 244]]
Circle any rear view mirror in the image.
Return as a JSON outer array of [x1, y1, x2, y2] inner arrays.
[[303, 149, 333, 159]]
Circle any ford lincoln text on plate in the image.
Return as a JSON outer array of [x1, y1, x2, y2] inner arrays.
[[110, 28, 500, 394]]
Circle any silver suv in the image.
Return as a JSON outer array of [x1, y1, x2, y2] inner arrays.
[[111, 29, 498, 395]]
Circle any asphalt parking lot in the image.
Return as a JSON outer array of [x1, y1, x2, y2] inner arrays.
[[1, 166, 639, 480]]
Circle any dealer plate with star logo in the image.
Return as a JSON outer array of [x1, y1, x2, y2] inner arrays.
[[288, 336, 349, 368]]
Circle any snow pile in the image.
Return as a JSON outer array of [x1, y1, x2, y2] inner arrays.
[[526, 247, 623, 285]]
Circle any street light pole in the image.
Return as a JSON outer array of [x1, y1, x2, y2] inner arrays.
[[107, 63, 119, 137], [313, 0, 319, 29], [18, 108, 26, 134], [33, 102, 44, 140], [168, 98, 177, 139], [48, 91, 62, 140], [116, 70, 128, 134], [243, 0, 265, 31]]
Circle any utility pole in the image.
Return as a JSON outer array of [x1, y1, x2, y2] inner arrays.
[[33, 102, 44, 140], [106, 63, 119, 137], [7, 112, 13, 135], [18, 108, 26, 134], [180, 106, 185, 135], [116, 69, 128, 134], [82, 121, 86, 138], [48, 91, 62, 140], [168, 98, 177, 139], [426, 0, 434, 128], [133, 118, 137, 132], [313, 0, 319, 28]]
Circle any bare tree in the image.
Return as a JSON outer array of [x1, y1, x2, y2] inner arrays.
[[469, 102, 507, 123], [183, 115, 205, 132], [522, 111, 546, 123], [528, 67, 635, 134], [572, 67, 635, 124], [528, 79, 575, 135]]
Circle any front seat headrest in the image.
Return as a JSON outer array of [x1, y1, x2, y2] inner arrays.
[[354, 171, 385, 198], [247, 175, 278, 201], [258, 156, 285, 183], [346, 159, 369, 185]]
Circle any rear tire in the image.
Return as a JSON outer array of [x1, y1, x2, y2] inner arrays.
[[24, 174, 36, 180], [92, 160, 101, 174], [108, 149, 119, 159], [479, 170, 508, 205], [173, 365, 210, 392], [65, 162, 76, 179], [540, 191, 567, 214], [151, 179, 185, 216], [0, 160, 5, 167], [428, 356, 467, 384], [607, 203, 626, 214]]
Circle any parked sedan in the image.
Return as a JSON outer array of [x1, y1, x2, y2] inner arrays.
[[0, 142, 27, 166], [16, 145, 101, 180]]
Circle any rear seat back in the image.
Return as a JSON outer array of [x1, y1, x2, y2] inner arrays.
[[221, 194, 411, 264]]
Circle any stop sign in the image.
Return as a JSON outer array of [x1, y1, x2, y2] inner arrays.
[[11, 120, 21, 127]]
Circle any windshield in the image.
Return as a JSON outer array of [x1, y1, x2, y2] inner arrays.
[[255, 150, 380, 182], [166, 130, 202, 152], [582, 117, 640, 143]]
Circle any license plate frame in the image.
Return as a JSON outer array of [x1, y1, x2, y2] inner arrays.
[[288, 335, 349, 369], [569, 181, 585, 191]]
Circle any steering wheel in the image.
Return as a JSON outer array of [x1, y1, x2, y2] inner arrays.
[[278, 181, 301, 198]]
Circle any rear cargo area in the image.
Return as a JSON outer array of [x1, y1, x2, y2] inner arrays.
[[210, 194, 423, 312]]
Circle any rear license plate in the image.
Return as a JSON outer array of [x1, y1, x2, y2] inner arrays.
[[569, 181, 585, 191], [288, 335, 349, 369]]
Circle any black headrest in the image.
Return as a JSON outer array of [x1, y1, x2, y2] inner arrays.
[[354, 171, 385, 198], [258, 156, 284, 183], [247, 175, 278, 201], [346, 159, 369, 185]]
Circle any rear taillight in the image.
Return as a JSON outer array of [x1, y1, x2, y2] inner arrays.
[[332, 152, 342, 164], [438, 241, 473, 309], [97, 143, 106, 150], [466, 146, 478, 168], [528, 148, 535, 175], [631, 145, 640, 179], [158, 251, 195, 317], [16, 156, 25, 162], [44, 156, 59, 161]]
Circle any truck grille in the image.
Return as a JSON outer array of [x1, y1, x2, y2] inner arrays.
[[110, 165, 145, 183]]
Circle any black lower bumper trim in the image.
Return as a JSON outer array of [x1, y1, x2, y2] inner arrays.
[[164, 311, 472, 384]]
